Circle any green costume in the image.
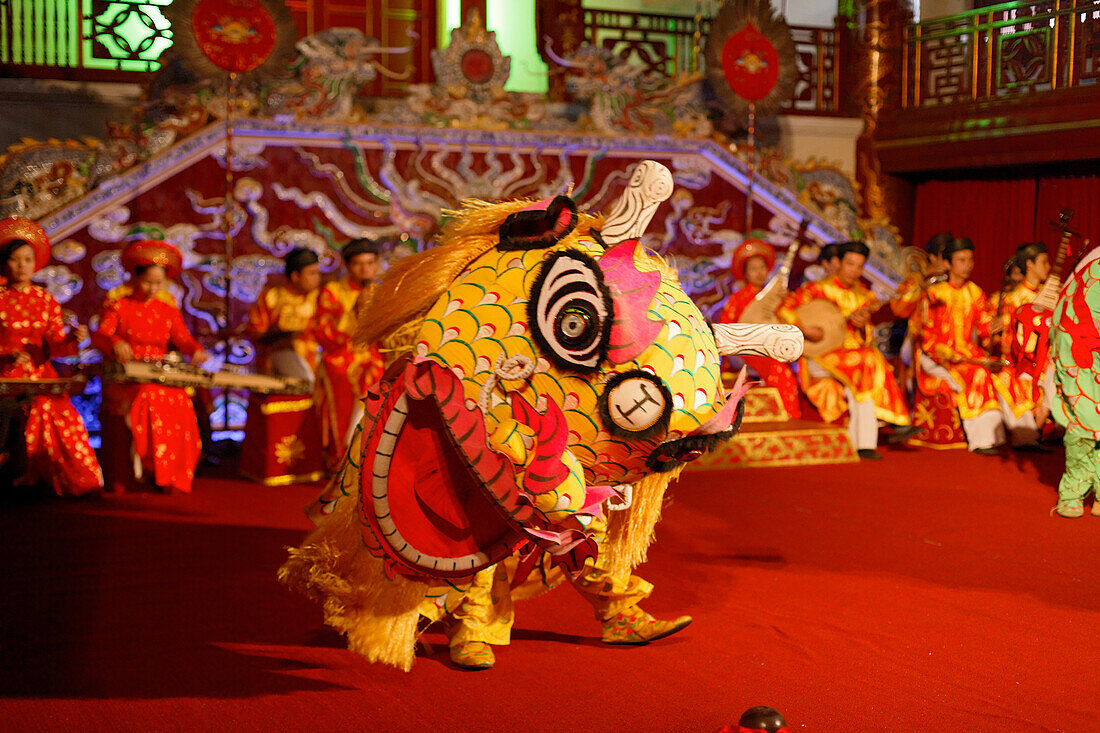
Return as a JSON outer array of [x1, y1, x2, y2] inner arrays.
[[1050, 251, 1100, 505]]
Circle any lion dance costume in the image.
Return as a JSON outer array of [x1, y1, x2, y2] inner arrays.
[[1050, 245, 1100, 517], [279, 162, 803, 670]]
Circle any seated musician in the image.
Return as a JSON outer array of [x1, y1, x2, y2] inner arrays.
[[312, 238, 386, 463], [916, 237, 1040, 455], [1000, 241, 1054, 427], [778, 241, 918, 460], [0, 217, 102, 495], [93, 240, 208, 493], [814, 242, 840, 281], [716, 238, 801, 418], [245, 247, 322, 387], [890, 232, 952, 321]]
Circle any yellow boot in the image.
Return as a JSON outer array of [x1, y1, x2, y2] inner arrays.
[[449, 640, 496, 670], [601, 605, 692, 645]]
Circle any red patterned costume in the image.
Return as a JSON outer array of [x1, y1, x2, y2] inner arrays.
[[93, 241, 205, 493], [718, 285, 801, 419], [0, 219, 101, 495]]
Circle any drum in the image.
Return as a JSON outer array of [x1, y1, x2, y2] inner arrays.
[[793, 300, 847, 358]]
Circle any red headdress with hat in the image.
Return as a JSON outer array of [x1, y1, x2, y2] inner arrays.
[[0, 216, 51, 272], [731, 238, 776, 281], [122, 239, 183, 279]]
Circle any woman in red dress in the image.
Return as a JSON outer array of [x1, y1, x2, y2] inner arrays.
[[93, 240, 207, 493], [0, 217, 102, 495], [716, 238, 802, 419]]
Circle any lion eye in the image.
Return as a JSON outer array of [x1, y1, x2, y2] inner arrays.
[[528, 251, 612, 373]]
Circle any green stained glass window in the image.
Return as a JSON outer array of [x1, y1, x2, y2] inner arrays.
[[84, 0, 172, 71], [2, 0, 173, 72]]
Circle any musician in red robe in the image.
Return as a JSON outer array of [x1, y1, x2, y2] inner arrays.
[[0, 217, 102, 495], [716, 238, 801, 418], [1000, 242, 1053, 423], [93, 240, 208, 493], [917, 237, 1039, 455], [245, 247, 322, 385], [778, 241, 917, 459], [312, 238, 385, 467]]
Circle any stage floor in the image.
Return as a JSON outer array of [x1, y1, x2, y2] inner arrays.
[[1, 443, 1096, 731]]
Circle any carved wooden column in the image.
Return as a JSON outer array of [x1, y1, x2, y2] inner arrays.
[[536, 0, 585, 102], [847, 0, 914, 237]]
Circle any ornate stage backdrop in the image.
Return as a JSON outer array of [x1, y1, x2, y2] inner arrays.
[[0, 9, 914, 440]]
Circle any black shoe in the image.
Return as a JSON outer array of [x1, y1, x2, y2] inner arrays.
[[857, 449, 883, 460], [1012, 442, 1052, 454], [885, 425, 925, 444], [973, 447, 1001, 456]]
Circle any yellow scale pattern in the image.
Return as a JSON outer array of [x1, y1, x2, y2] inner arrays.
[[413, 237, 726, 518]]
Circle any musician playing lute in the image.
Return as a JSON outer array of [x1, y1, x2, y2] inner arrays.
[[716, 238, 801, 419], [0, 217, 102, 495], [93, 240, 208, 493], [778, 241, 917, 460], [916, 236, 1041, 455]]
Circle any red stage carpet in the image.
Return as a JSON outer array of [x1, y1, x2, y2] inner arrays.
[[2, 444, 1097, 731]]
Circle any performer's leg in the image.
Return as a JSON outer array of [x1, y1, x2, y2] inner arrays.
[[998, 395, 1039, 446], [1056, 427, 1097, 518], [844, 389, 879, 451], [447, 564, 513, 669], [569, 553, 691, 644]]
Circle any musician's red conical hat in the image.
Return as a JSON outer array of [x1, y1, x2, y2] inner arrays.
[[731, 238, 775, 280], [122, 239, 183, 279]]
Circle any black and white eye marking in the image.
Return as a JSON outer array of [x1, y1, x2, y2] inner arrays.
[[598, 370, 672, 441], [527, 250, 613, 373]]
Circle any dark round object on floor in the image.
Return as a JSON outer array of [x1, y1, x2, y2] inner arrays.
[[738, 705, 787, 733]]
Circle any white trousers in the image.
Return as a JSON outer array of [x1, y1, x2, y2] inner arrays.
[[918, 353, 1038, 450], [807, 360, 879, 450]]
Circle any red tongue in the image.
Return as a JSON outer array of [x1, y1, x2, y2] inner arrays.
[[386, 397, 498, 554]]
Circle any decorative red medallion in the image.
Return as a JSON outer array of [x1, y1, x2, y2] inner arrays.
[[721, 21, 780, 102], [191, 0, 277, 73], [460, 49, 495, 84]]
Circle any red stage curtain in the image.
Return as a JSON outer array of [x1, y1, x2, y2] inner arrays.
[[1035, 175, 1100, 270], [913, 178, 1038, 292]]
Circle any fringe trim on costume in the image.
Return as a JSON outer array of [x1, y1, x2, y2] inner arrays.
[[278, 486, 430, 671], [600, 466, 684, 578]]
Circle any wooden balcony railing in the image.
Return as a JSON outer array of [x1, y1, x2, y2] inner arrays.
[[583, 8, 844, 115], [902, 0, 1100, 108]]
